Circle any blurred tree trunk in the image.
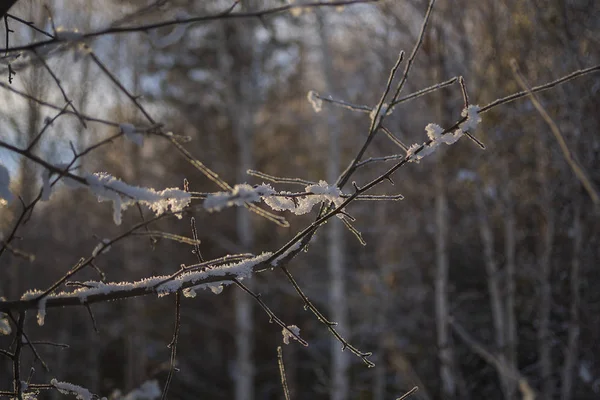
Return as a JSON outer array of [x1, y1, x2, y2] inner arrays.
[[216, 3, 261, 397], [560, 192, 582, 400], [536, 127, 555, 400], [475, 186, 513, 398], [373, 207, 388, 400], [9, 66, 44, 301], [315, 10, 350, 400], [111, 35, 148, 391], [503, 176, 517, 400], [434, 153, 455, 398], [215, 22, 254, 400], [430, 24, 457, 399], [233, 107, 255, 400], [78, 5, 100, 390]]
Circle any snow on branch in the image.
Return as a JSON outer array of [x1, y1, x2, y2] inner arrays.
[[264, 181, 342, 215], [307, 90, 322, 113], [37, 164, 191, 224], [269, 180, 345, 215], [459, 104, 482, 132], [282, 325, 302, 345], [20, 253, 272, 319], [205, 181, 345, 216], [156, 252, 272, 295], [204, 183, 274, 211], [85, 172, 191, 225], [406, 106, 483, 163], [51, 378, 93, 400]]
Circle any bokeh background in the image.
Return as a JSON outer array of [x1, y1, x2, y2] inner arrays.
[[1, 0, 599, 399]]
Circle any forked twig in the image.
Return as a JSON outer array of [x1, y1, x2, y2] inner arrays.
[[280, 266, 374, 366]]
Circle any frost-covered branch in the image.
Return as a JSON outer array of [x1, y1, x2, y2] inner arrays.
[[1, 253, 272, 314], [0, 139, 192, 225], [204, 181, 346, 216]]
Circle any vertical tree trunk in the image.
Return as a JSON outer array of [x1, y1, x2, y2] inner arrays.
[[536, 133, 555, 400], [373, 207, 388, 400], [234, 107, 255, 400], [116, 37, 148, 392], [560, 193, 582, 400], [434, 160, 456, 398], [216, 20, 256, 399], [316, 10, 350, 400], [429, 24, 457, 399], [503, 180, 517, 400], [475, 187, 511, 398], [228, 3, 260, 398]]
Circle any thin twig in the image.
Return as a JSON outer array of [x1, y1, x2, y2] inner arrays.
[[191, 217, 204, 263], [511, 60, 599, 205], [316, 76, 458, 114], [314, 94, 372, 113], [6, 14, 55, 39], [23, 341, 69, 349], [161, 291, 181, 400], [0, 81, 120, 126], [396, 387, 419, 400], [84, 303, 99, 333], [0, 1, 381, 54], [26, 101, 70, 151], [390, 77, 457, 107], [390, 0, 436, 103], [12, 312, 24, 400], [337, 0, 436, 189], [0, 349, 13, 358], [381, 125, 409, 151], [337, 50, 405, 188], [457, 76, 485, 149], [279, 266, 373, 366], [247, 169, 315, 186], [449, 317, 536, 398], [32, 49, 87, 127], [277, 346, 292, 400], [481, 64, 600, 113], [234, 279, 308, 346]]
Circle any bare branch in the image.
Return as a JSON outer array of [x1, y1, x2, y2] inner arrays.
[[511, 60, 599, 205]]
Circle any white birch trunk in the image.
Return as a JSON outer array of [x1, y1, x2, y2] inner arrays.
[[430, 24, 457, 398], [316, 10, 350, 400], [434, 161, 456, 398], [216, 23, 255, 399], [234, 110, 255, 400], [228, 4, 260, 398]]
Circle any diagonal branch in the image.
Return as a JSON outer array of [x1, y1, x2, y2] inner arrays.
[[0, 0, 381, 53], [449, 317, 536, 400], [511, 60, 599, 205]]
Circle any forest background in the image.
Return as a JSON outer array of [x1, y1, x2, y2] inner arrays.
[[0, 0, 599, 399]]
